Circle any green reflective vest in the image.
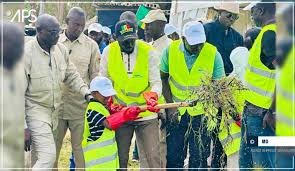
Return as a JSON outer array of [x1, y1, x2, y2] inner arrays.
[[108, 40, 154, 118], [168, 40, 216, 116], [276, 47, 295, 136], [82, 101, 119, 170], [245, 24, 277, 109]]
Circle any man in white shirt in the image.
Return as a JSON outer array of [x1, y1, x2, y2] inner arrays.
[[99, 20, 162, 169], [141, 9, 172, 168]]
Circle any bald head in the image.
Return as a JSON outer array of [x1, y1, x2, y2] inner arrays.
[[66, 7, 86, 21], [36, 14, 59, 33], [0, 21, 24, 70]]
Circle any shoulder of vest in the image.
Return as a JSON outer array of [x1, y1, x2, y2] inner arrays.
[[204, 42, 217, 51]]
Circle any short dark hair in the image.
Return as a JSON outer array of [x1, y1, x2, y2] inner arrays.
[[256, 2, 276, 15]]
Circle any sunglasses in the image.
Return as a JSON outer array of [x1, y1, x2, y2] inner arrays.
[[225, 12, 239, 20]]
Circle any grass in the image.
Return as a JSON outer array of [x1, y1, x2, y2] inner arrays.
[[58, 131, 139, 170]]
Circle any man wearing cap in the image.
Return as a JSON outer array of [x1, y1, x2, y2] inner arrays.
[[164, 23, 180, 41], [99, 20, 162, 169], [160, 21, 225, 169], [55, 7, 100, 169], [203, 3, 243, 168], [88, 23, 107, 54], [102, 26, 112, 45], [239, 2, 277, 169], [141, 9, 172, 168]]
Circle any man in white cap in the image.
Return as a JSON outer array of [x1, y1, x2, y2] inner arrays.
[[203, 3, 243, 168], [88, 23, 107, 54], [160, 21, 225, 169], [102, 26, 113, 45], [141, 9, 172, 168], [164, 23, 180, 41]]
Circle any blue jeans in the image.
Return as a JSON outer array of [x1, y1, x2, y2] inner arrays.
[[166, 113, 210, 170], [69, 152, 75, 171], [276, 151, 295, 170], [239, 102, 275, 170]]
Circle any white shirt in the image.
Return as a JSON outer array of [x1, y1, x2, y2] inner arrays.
[[99, 41, 162, 121], [151, 35, 172, 57]]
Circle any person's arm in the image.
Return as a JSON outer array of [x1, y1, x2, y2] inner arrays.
[[148, 50, 162, 97], [89, 42, 100, 81], [261, 31, 276, 70], [212, 51, 225, 80], [99, 45, 109, 77]]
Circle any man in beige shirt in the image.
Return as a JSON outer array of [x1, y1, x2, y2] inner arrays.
[[24, 14, 91, 169], [55, 7, 99, 169], [141, 9, 172, 168]]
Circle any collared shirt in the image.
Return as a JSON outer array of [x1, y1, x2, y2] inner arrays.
[[151, 35, 172, 57], [99, 41, 162, 121], [204, 20, 244, 75], [24, 38, 89, 129], [99, 41, 107, 54], [160, 42, 225, 80], [59, 33, 100, 120]]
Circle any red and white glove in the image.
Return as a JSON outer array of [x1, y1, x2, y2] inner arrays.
[[106, 106, 142, 130], [143, 92, 159, 112], [107, 97, 125, 114]]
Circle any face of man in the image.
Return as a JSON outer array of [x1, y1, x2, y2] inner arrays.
[[250, 5, 263, 27], [89, 31, 103, 45], [66, 15, 85, 40], [182, 37, 203, 55], [118, 38, 136, 54], [38, 22, 61, 47], [145, 21, 159, 38], [218, 10, 239, 28]]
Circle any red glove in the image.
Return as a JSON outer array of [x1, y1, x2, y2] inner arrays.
[[106, 106, 142, 130], [107, 97, 125, 114], [143, 92, 158, 107], [235, 114, 242, 127], [147, 105, 160, 113]]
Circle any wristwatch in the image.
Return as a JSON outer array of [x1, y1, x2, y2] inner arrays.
[[84, 93, 93, 102]]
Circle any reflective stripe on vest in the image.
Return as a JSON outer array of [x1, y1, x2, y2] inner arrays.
[[245, 24, 276, 109], [86, 152, 118, 168], [168, 40, 216, 116], [108, 40, 154, 118], [82, 102, 119, 170], [220, 132, 241, 147]]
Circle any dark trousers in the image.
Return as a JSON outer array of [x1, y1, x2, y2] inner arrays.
[[211, 108, 227, 170], [166, 113, 210, 170]]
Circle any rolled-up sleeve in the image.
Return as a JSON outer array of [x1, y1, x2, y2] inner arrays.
[[148, 50, 162, 97], [63, 51, 90, 96]]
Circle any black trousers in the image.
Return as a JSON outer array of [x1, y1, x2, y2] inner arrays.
[[166, 113, 210, 170]]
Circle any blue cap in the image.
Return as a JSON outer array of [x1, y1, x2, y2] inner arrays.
[[90, 76, 117, 97]]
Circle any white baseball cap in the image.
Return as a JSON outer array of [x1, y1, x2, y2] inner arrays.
[[102, 26, 112, 35], [164, 23, 180, 35], [88, 23, 103, 34], [182, 21, 206, 45], [90, 76, 117, 97], [140, 9, 167, 23], [214, 3, 240, 14]]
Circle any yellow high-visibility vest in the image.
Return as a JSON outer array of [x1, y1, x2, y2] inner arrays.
[[108, 40, 154, 118], [168, 40, 216, 116], [82, 101, 119, 170], [218, 90, 245, 156], [276, 46, 295, 136], [245, 24, 276, 109]]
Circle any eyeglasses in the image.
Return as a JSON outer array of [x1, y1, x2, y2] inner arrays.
[[47, 28, 62, 36], [225, 12, 239, 21]]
